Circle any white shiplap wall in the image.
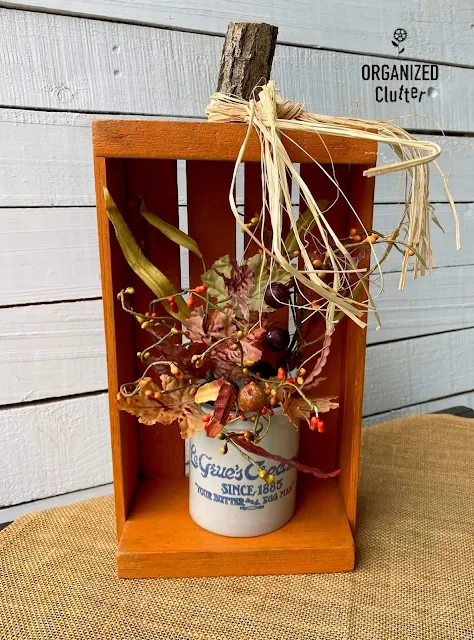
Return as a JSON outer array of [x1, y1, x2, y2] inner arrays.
[[0, 2, 473, 512]]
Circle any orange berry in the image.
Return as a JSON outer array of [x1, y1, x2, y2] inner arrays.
[[154, 391, 162, 400], [167, 296, 174, 303], [195, 285, 207, 294], [349, 228, 357, 237], [352, 235, 362, 243], [187, 293, 195, 309], [312, 258, 323, 268], [317, 419, 325, 433], [201, 413, 212, 423], [169, 301, 178, 313], [310, 416, 318, 431], [277, 367, 286, 380], [116, 392, 123, 401]]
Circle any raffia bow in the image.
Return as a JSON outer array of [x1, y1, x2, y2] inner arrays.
[[206, 81, 459, 331]]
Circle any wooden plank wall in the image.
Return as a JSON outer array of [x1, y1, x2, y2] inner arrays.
[[0, 3, 473, 510]]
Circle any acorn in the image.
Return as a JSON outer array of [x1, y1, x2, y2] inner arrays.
[[237, 381, 267, 413], [264, 282, 290, 309], [264, 327, 290, 352]]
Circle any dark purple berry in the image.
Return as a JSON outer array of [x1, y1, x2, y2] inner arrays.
[[264, 327, 290, 352], [264, 282, 290, 309], [252, 361, 277, 379]]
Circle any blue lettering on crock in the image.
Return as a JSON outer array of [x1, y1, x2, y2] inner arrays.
[[191, 444, 292, 482]]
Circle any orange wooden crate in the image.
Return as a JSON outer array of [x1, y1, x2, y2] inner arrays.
[[93, 120, 377, 578]]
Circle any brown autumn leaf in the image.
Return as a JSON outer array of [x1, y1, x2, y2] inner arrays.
[[117, 377, 181, 426], [117, 375, 204, 438], [281, 389, 338, 428]]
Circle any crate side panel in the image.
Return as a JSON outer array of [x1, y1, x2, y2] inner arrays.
[[338, 165, 375, 530], [95, 157, 139, 537], [297, 164, 351, 473], [124, 159, 185, 479], [186, 160, 237, 287]]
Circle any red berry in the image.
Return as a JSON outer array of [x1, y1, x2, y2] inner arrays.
[[277, 367, 286, 380], [310, 416, 318, 430], [169, 301, 178, 313], [317, 419, 325, 433], [201, 413, 211, 423], [286, 377, 296, 385], [187, 293, 195, 309], [195, 285, 207, 294], [261, 407, 267, 415]]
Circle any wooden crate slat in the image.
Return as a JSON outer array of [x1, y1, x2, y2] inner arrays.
[[338, 165, 375, 530], [93, 121, 377, 165], [297, 163, 351, 473], [124, 159, 185, 479], [117, 476, 354, 578], [186, 160, 237, 286], [94, 157, 139, 538]]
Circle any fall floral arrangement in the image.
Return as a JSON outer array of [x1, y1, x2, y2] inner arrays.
[[104, 82, 460, 485], [104, 178, 451, 483]]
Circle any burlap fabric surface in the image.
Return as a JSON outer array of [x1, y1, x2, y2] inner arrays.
[[0, 414, 473, 639]]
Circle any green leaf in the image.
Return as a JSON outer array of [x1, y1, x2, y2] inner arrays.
[[212, 255, 233, 278], [140, 203, 203, 258], [283, 200, 329, 253], [201, 269, 228, 301], [104, 188, 190, 320]]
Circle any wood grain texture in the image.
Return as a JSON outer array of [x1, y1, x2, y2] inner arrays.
[[95, 156, 138, 537], [93, 121, 377, 165], [0, 299, 106, 405], [0, 393, 111, 507], [363, 390, 474, 425], [3, 202, 470, 307], [364, 327, 474, 416], [0, 207, 101, 305], [0, 482, 112, 521], [2, 265, 470, 404], [124, 159, 186, 478], [118, 476, 354, 578], [368, 265, 474, 344], [298, 163, 351, 474], [0, 9, 473, 131], [1, 0, 473, 65], [1, 108, 469, 206], [338, 164, 375, 531]]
